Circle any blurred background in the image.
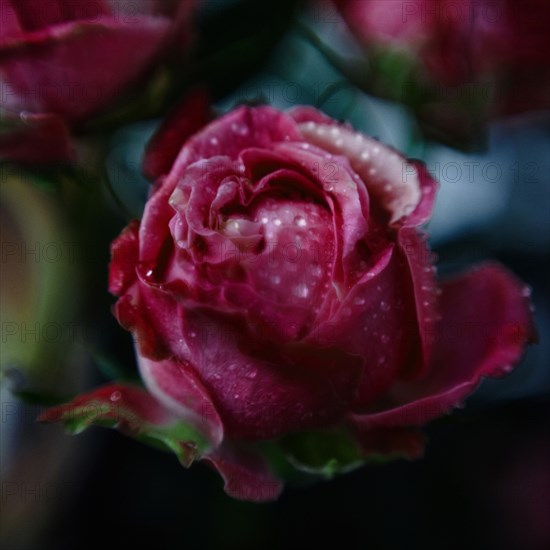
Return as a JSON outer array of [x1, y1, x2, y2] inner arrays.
[[1, 1, 549, 549]]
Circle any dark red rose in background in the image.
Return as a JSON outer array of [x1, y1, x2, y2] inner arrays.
[[43, 104, 535, 501], [332, 0, 550, 146], [0, 0, 196, 163]]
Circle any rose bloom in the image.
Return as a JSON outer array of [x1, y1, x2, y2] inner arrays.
[[0, 0, 195, 163], [332, 0, 550, 145], [43, 103, 535, 501]]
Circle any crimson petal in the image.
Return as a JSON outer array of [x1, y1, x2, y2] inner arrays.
[[350, 263, 536, 428], [203, 443, 282, 502]]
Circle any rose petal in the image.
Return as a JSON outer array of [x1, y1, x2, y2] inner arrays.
[[143, 87, 212, 181], [397, 226, 439, 376], [39, 383, 210, 467], [297, 120, 424, 224], [203, 443, 282, 502], [0, 111, 73, 163], [1, 16, 172, 121], [138, 355, 224, 447], [9, 0, 109, 31], [350, 263, 536, 428], [39, 383, 172, 427], [175, 309, 362, 440], [109, 220, 140, 295]]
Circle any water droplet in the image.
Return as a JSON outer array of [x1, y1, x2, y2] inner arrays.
[[360, 151, 370, 161], [372, 146, 380, 155], [377, 356, 387, 365], [274, 219, 282, 226], [380, 301, 390, 311], [234, 393, 240, 399], [261, 216, 269, 224], [522, 286, 532, 297], [330, 127, 341, 137], [270, 274, 282, 285], [189, 332, 197, 338], [146, 269, 154, 277], [380, 334, 390, 344], [228, 364, 237, 372], [354, 296, 366, 306], [384, 184, 392, 191], [311, 265, 323, 278], [293, 284, 309, 298], [294, 215, 307, 227], [110, 391, 121, 402], [209, 136, 219, 146], [335, 138, 344, 147], [247, 369, 258, 380]]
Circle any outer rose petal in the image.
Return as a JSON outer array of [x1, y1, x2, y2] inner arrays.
[[0, 111, 73, 163], [349, 263, 536, 429], [138, 355, 224, 447], [203, 443, 283, 502], [159, 106, 303, 189], [40, 383, 282, 499], [171, 309, 362, 440], [297, 120, 424, 225], [397, 226, 438, 377], [142, 87, 212, 181], [109, 220, 140, 296], [0, 16, 172, 121], [39, 383, 173, 428]]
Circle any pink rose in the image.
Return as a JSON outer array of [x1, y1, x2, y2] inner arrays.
[[333, 0, 550, 144], [43, 104, 535, 501], [0, 0, 196, 163]]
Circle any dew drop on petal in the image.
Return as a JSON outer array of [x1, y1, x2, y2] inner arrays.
[[294, 215, 307, 227], [110, 391, 121, 402], [380, 301, 390, 311], [293, 284, 309, 298], [311, 264, 323, 277]]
